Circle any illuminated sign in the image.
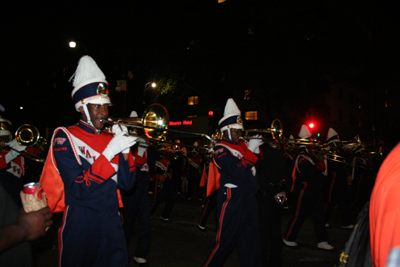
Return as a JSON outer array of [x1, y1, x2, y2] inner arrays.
[[169, 120, 193, 126]]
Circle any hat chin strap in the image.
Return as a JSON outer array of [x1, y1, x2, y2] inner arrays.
[[83, 104, 95, 128], [226, 127, 232, 140]]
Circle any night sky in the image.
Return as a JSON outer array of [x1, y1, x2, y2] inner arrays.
[[2, 1, 400, 141]]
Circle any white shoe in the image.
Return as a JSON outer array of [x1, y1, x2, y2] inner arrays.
[[317, 241, 334, 250], [133, 256, 147, 264], [283, 239, 298, 247], [341, 224, 354, 229]]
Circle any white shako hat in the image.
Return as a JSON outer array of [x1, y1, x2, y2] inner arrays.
[[71, 56, 111, 112], [218, 98, 244, 132], [288, 135, 295, 144], [298, 124, 312, 139], [326, 128, 340, 144], [129, 110, 139, 118], [0, 116, 12, 140]]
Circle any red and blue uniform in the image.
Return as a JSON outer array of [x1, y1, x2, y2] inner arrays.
[[284, 147, 329, 243], [204, 139, 261, 267], [0, 146, 40, 207], [50, 121, 138, 267]]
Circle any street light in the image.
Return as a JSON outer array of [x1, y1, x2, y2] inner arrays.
[[143, 82, 157, 105], [69, 41, 88, 54], [146, 82, 156, 88]]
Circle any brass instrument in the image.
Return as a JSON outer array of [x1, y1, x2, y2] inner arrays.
[[102, 104, 214, 152], [245, 119, 283, 140], [5, 124, 47, 163]]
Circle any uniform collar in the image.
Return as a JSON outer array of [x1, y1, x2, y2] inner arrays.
[[77, 120, 102, 135], [221, 138, 236, 145]]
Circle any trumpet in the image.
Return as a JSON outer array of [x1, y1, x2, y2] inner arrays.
[[101, 104, 215, 152], [4, 124, 47, 163]]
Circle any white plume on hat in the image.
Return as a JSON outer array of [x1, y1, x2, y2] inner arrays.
[[72, 56, 107, 92], [218, 98, 244, 132], [298, 124, 311, 139], [222, 99, 240, 119], [288, 135, 295, 144], [327, 128, 340, 144], [130, 111, 139, 118]]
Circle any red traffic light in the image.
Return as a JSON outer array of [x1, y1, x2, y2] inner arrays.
[[308, 123, 315, 129], [208, 110, 214, 117]]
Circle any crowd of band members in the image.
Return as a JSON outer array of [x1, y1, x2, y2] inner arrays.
[[1, 128, 384, 260], [1, 55, 387, 267], [0, 121, 384, 266]]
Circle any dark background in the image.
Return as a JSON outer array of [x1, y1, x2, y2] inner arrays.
[[2, 0, 400, 147]]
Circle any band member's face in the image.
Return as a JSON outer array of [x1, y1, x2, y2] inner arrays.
[[85, 103, 110, 130], [231, 128, 243, 144]]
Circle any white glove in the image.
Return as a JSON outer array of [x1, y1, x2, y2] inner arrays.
[[138, 145, 147, 157], [7, 139, 27, 152], [102, 131, 138, 161], [111, 124, 130, 154], [111, 124, 128, 135], [247, 135, 263, 153], [5, 150, 19, 164]]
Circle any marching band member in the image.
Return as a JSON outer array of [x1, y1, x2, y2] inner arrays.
[[203, 98, 263, 267], [40, 56, 139, 267], [120, 111, 158, 266], [186, 144, 203, 201], [350, 144, 374, 212], [197, 153, 219, 231], [283, 125, 334, 250], [323, 128, 353, 229], [257, 140, 292, 267], [150, 147, 174, 221], [0, 117, 43, 208]]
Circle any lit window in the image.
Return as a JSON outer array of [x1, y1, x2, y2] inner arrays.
[[244, 90, 252, 100], [245, 111, 258, 120], [188, 96, 198, 105]]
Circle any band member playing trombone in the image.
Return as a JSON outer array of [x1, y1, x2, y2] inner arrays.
[[0, 116, 42, 207], [203, 98, 263, 267], [40, 56, 140, 267], [283, 125, 334, 250], [323, 128, 353, 229]]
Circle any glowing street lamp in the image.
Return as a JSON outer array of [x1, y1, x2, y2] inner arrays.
[[69, 41, 88, 54]]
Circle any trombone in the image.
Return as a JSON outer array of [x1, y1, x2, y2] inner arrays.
[[244, 119, 283, 141], [4, 124, 47, 163], [102, 104, 215, 152]]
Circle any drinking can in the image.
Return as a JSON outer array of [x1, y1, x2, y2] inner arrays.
[[23, 182, 43, 200]]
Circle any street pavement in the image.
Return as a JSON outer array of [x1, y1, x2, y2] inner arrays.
[[32, 193, 356, 267]]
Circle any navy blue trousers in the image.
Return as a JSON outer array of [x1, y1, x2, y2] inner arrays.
[[58, 205, 129, 267], [284, 182, 328, 243], [204, 187, 261, 267], [121, 182, 152, 259]]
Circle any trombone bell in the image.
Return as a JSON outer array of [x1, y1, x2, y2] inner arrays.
[[142, 104, 169, 139], [15, 124, 40, 147]]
